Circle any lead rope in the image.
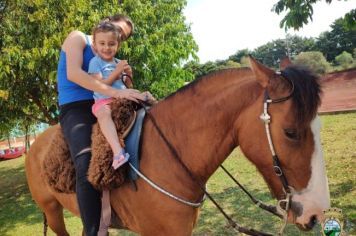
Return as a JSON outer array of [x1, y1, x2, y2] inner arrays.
[[219, 164, 283, 218], [140, 103, 274, 236]]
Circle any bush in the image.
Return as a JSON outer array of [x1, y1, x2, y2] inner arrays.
[[294, 51, 330, 75], [335, 51, 354, 69], [222, 60, 241, 69]]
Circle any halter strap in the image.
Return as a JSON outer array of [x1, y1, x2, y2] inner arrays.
[[261, 90, 291, 194]]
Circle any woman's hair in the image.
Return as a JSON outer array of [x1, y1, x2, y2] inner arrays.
[[92, 21, 121, 42], [102, 14, 134, 40]]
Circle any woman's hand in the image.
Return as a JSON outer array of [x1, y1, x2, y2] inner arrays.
[[143, 91, 157, 104], [112, 89, 145, 103]]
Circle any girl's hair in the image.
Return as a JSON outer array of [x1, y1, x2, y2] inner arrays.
[[92, 21, 121, 42], [102, 14, 134, 40]]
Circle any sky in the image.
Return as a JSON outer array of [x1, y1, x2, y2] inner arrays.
[[184, 0, 356, 63]]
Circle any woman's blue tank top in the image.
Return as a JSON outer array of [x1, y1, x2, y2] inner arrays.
[[57, 34, 95, 105]]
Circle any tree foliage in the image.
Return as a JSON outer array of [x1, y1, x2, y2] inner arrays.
[[273, 0, 355, 30], [183, 58, 242, 79], [251, 35, 316, 68], [225, 35, 316, 68], [228, 49, 251, 63], [0, 0, 197, 126], [315, 18, 356, 62], [188, 15, 355, 79], [120, 0, 198, 98]]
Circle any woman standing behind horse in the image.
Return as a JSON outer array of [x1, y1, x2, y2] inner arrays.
[[57, 14, 146, 236]]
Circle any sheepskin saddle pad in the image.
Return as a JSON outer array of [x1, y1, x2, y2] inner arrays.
[[43, 99, 141, 193]]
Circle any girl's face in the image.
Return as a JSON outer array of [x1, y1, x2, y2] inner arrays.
[[93, 31, 120, 61]]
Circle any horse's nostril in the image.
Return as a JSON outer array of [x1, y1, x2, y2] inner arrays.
[[305, 215, 317, 230], [296, 215, 318, 231]]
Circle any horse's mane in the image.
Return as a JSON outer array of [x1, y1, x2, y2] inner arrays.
[[282, 65, 321, 127], [165, 67, 252, 100]]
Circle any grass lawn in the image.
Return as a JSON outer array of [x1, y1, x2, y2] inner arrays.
[[0, 113, 355, 235]]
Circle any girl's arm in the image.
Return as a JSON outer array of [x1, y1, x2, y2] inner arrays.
[[104, 60, 131, 85], [89, 60, 131, 85]]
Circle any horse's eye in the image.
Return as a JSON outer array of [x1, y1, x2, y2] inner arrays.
[[284, 129, 300, 140]]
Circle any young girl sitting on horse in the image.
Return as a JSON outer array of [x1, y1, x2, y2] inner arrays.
[[89, 21, 141, 169]]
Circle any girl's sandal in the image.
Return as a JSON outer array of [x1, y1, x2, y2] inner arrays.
[[112, 151, 130, 169]]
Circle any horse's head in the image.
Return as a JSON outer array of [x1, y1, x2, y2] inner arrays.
[[237, 57, 330, 231]]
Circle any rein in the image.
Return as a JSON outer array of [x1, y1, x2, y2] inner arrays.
[[143, 106, 274, 236], [219, 164, 283, 218]]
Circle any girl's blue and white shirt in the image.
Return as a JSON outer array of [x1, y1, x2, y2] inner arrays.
[[88, 55, 126, 100]]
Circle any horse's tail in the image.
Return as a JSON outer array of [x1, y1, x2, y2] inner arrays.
[[42, 212, 48, 236]]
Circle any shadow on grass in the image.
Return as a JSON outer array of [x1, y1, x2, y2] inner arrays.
[[0, 163, 43, 235], [0, 158, 81, 236], [330, 180, 354, 199]]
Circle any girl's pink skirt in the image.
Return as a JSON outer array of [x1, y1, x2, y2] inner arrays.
[[92, 98, 113, 117]]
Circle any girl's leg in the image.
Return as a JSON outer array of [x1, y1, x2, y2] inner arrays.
[[96, 104, 122, 155], [95, 105, 128, 169]]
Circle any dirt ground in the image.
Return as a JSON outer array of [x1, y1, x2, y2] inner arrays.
[[319, 68, 356, 114]]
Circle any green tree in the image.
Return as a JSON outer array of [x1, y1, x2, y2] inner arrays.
[[0, 0, 197, 126], [228, 49, 251, 64], [122, 0, 198, 98], [197, 61, 220, 77], [273, 0, 355, 30], [294, 51, 330, 75], [285, 34, 316, 57], [315, 18, 356, 62], [184, 60, 225, 79], [222, 60, 241, 69], [250, 35, 315, 68], [252, 39, 289, 68], [335, 51, 354, 69]]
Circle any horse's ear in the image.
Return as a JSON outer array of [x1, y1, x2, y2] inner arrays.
[[248, 56, 274, 88], [280, 57, 292, 70]]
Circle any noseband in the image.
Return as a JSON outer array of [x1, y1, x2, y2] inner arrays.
[[259, 71, 295, 234]]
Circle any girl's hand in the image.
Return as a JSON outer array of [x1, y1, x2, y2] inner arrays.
[[114, 60, 130, 78], [123, 64, 132, 78]]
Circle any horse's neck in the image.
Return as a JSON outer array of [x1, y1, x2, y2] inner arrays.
[[151, 69, 258, 182]]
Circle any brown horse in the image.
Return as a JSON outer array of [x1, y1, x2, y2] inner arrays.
[[26, 57, 330, 235]]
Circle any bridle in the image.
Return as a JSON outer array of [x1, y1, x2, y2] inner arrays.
[[259, 70, 295, 234], [122, 71, 296, 235]]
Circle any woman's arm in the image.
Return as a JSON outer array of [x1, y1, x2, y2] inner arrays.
[[62, 31, 144, 102]]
